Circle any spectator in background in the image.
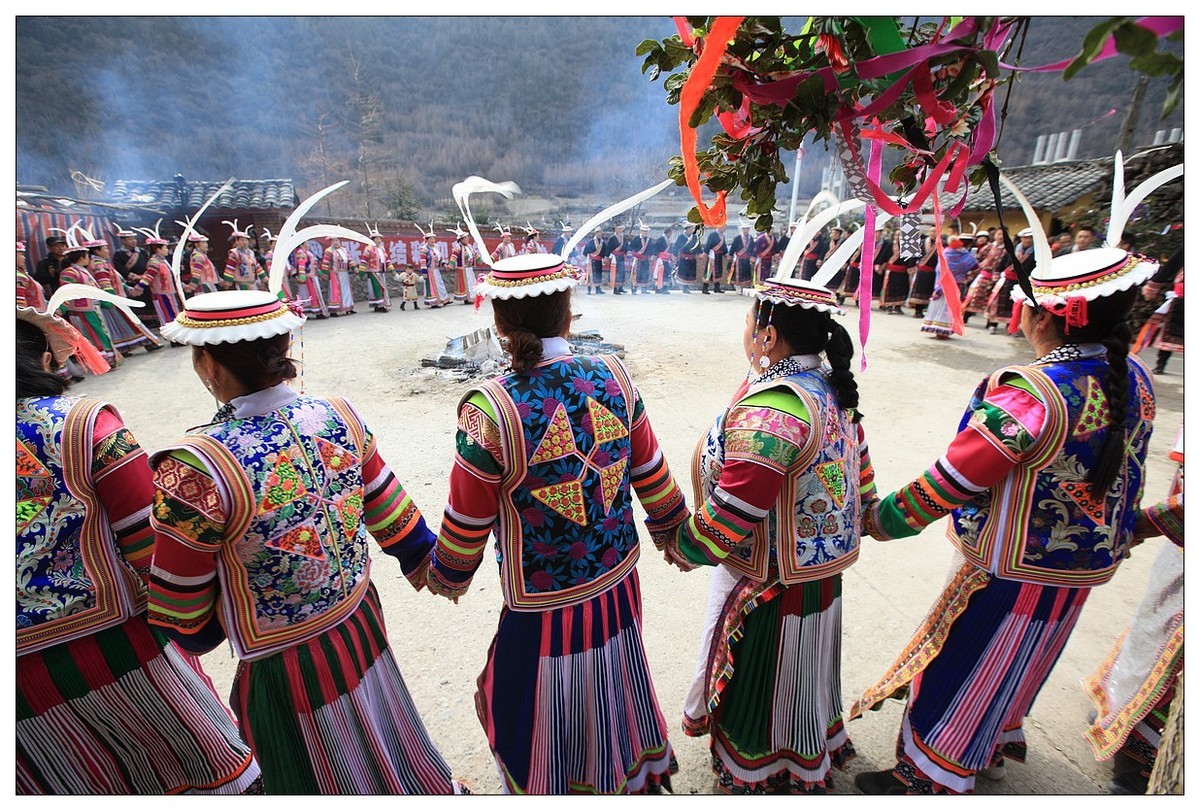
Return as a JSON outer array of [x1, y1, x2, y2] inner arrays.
[[1072, 225, 1098, 252], [34, 235, 67, 295], [1051, 233, 1074, 256], [113, 226, 154, 324]]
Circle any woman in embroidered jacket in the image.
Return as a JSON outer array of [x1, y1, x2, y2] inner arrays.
[[655, 277, 875, 794], [16, 297, 262, 795], [55, 240, 121, 366], [852, 161, 1176, 795], [145, 187, 460, 794], [86, 228, 163, 356], [1082, 423, 1183, 795], [426, 176, 686, 794]]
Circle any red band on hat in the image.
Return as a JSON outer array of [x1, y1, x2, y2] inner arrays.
[[184, 301, 283, 321]]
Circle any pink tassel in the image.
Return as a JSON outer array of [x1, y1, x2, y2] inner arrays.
[[1007, 300, 1023, 335], [62, 324, 111, 374]]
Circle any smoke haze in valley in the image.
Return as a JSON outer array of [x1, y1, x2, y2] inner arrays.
[[15, 16, 1183, 215]]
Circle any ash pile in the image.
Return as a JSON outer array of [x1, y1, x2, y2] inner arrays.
[[420, 318, 625, 382]]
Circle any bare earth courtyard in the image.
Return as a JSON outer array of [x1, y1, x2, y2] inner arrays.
[[75, 289, 1184, 795]]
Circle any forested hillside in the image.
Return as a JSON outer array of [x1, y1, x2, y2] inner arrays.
[[15, 16, 1182, 218]]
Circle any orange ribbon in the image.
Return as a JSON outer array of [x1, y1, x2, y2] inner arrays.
[[678, 16, 744, 227]]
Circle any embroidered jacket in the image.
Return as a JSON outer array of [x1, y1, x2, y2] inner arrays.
[[866, 354, 1155, 587], [223, 247, 265, 288], [666, 360, 875, 584], [429, 350, 687, 611], [16, 268, 48, 309], [362, 244, 391, 273], [57, 263, 105, 312], [148, 387, 434, 659], [17, 397, 155, 655]]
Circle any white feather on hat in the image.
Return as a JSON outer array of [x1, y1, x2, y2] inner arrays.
[[162, 181, 372, 346], [773, 198, 865, 282], [49, 223, 91, 254], [447, 222, 470, 240], [809, 209, 900, 287], [20, 282, 147, 373], [221, 218, 250, 240], [453, 175, 671, 300], [1001, 154, 1181, 310]]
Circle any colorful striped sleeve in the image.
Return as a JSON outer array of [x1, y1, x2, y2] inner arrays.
[[629, 388, 688, 535], [865, 374, 1048, 541], [673, 389, 811, 567], [147, 448, 227, 652], [91, 407, 155, 585], [428, 392, 502, 601], [1142, 468, 1184, 547], [360, 423, 436, 590], [856, 422, 879, 507]]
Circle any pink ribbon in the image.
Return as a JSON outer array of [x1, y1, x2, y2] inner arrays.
[[931, 193, 965, 335], [1003, 17, 1182, 73]]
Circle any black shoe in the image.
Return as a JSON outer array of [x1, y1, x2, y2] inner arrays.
[[595, 288, 606, 294], [855, 769, 906, 795], [1108, 770, 1149, 795], [702, 283, 710, 294], [614, 287, 626, 294], [1154, 365, 1167, 375], [329, 312, 339, 318], [144, 342, 163, 352], [399, 302, 406, 310], [314, 313, 328, 319]]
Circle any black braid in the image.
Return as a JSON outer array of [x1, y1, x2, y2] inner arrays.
[[755, 301, 862, 422], [824, 321, 862, 422], [1045, 287, 1138, 499], [1091, 319, 1132, 498]]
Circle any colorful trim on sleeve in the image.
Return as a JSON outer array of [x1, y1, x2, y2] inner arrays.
[[91, 408, 155, 583], [676, 389, 811, 566], [629, 389, 687, 530], [148, 449, 224, 636], [1143, 491, 1184, 547], [429, 394, 503, 600], [868, 375, 1048, 540]]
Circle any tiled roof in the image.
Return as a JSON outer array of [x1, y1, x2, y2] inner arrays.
[[107, 179, 297, 210], [962, 157, 1110, 213]]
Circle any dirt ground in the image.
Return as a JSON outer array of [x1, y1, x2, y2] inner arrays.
[[76, 285, 1185, 795]]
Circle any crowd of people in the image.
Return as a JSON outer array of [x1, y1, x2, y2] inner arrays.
[[16, 168, 1183, 795]]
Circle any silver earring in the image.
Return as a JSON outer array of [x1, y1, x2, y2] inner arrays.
[[758, 355, 771, 369]]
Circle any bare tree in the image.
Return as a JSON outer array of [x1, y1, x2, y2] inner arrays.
[[345, 50, 387, 218]]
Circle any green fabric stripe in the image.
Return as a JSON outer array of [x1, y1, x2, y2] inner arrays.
[[15, 678, 35, 721], [244, 655, 321, 794], [714, 591, 783, 756], [740, 388, 811, 423], [876, 494, 922, 539]]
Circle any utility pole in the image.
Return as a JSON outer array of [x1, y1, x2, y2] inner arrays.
[[788, 147, 805, 225], [1116, 75, 1150, 155]]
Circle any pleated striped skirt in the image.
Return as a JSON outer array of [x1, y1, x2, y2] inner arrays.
[[683, 565, 854, 793], [63, 310, 116, 359], [231, 582, 458, 794], [16, 616, 261, 794], [475, 568, 677, 794], [854, 558, 1091, 794]]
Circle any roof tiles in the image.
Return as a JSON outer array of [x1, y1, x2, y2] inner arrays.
[[963, 157, 1109, 212], [107, 179, 297, 211]]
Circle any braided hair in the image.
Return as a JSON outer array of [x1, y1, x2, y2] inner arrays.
[[753, 299, 863, 422], [1046, 287, 1138, 498]]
